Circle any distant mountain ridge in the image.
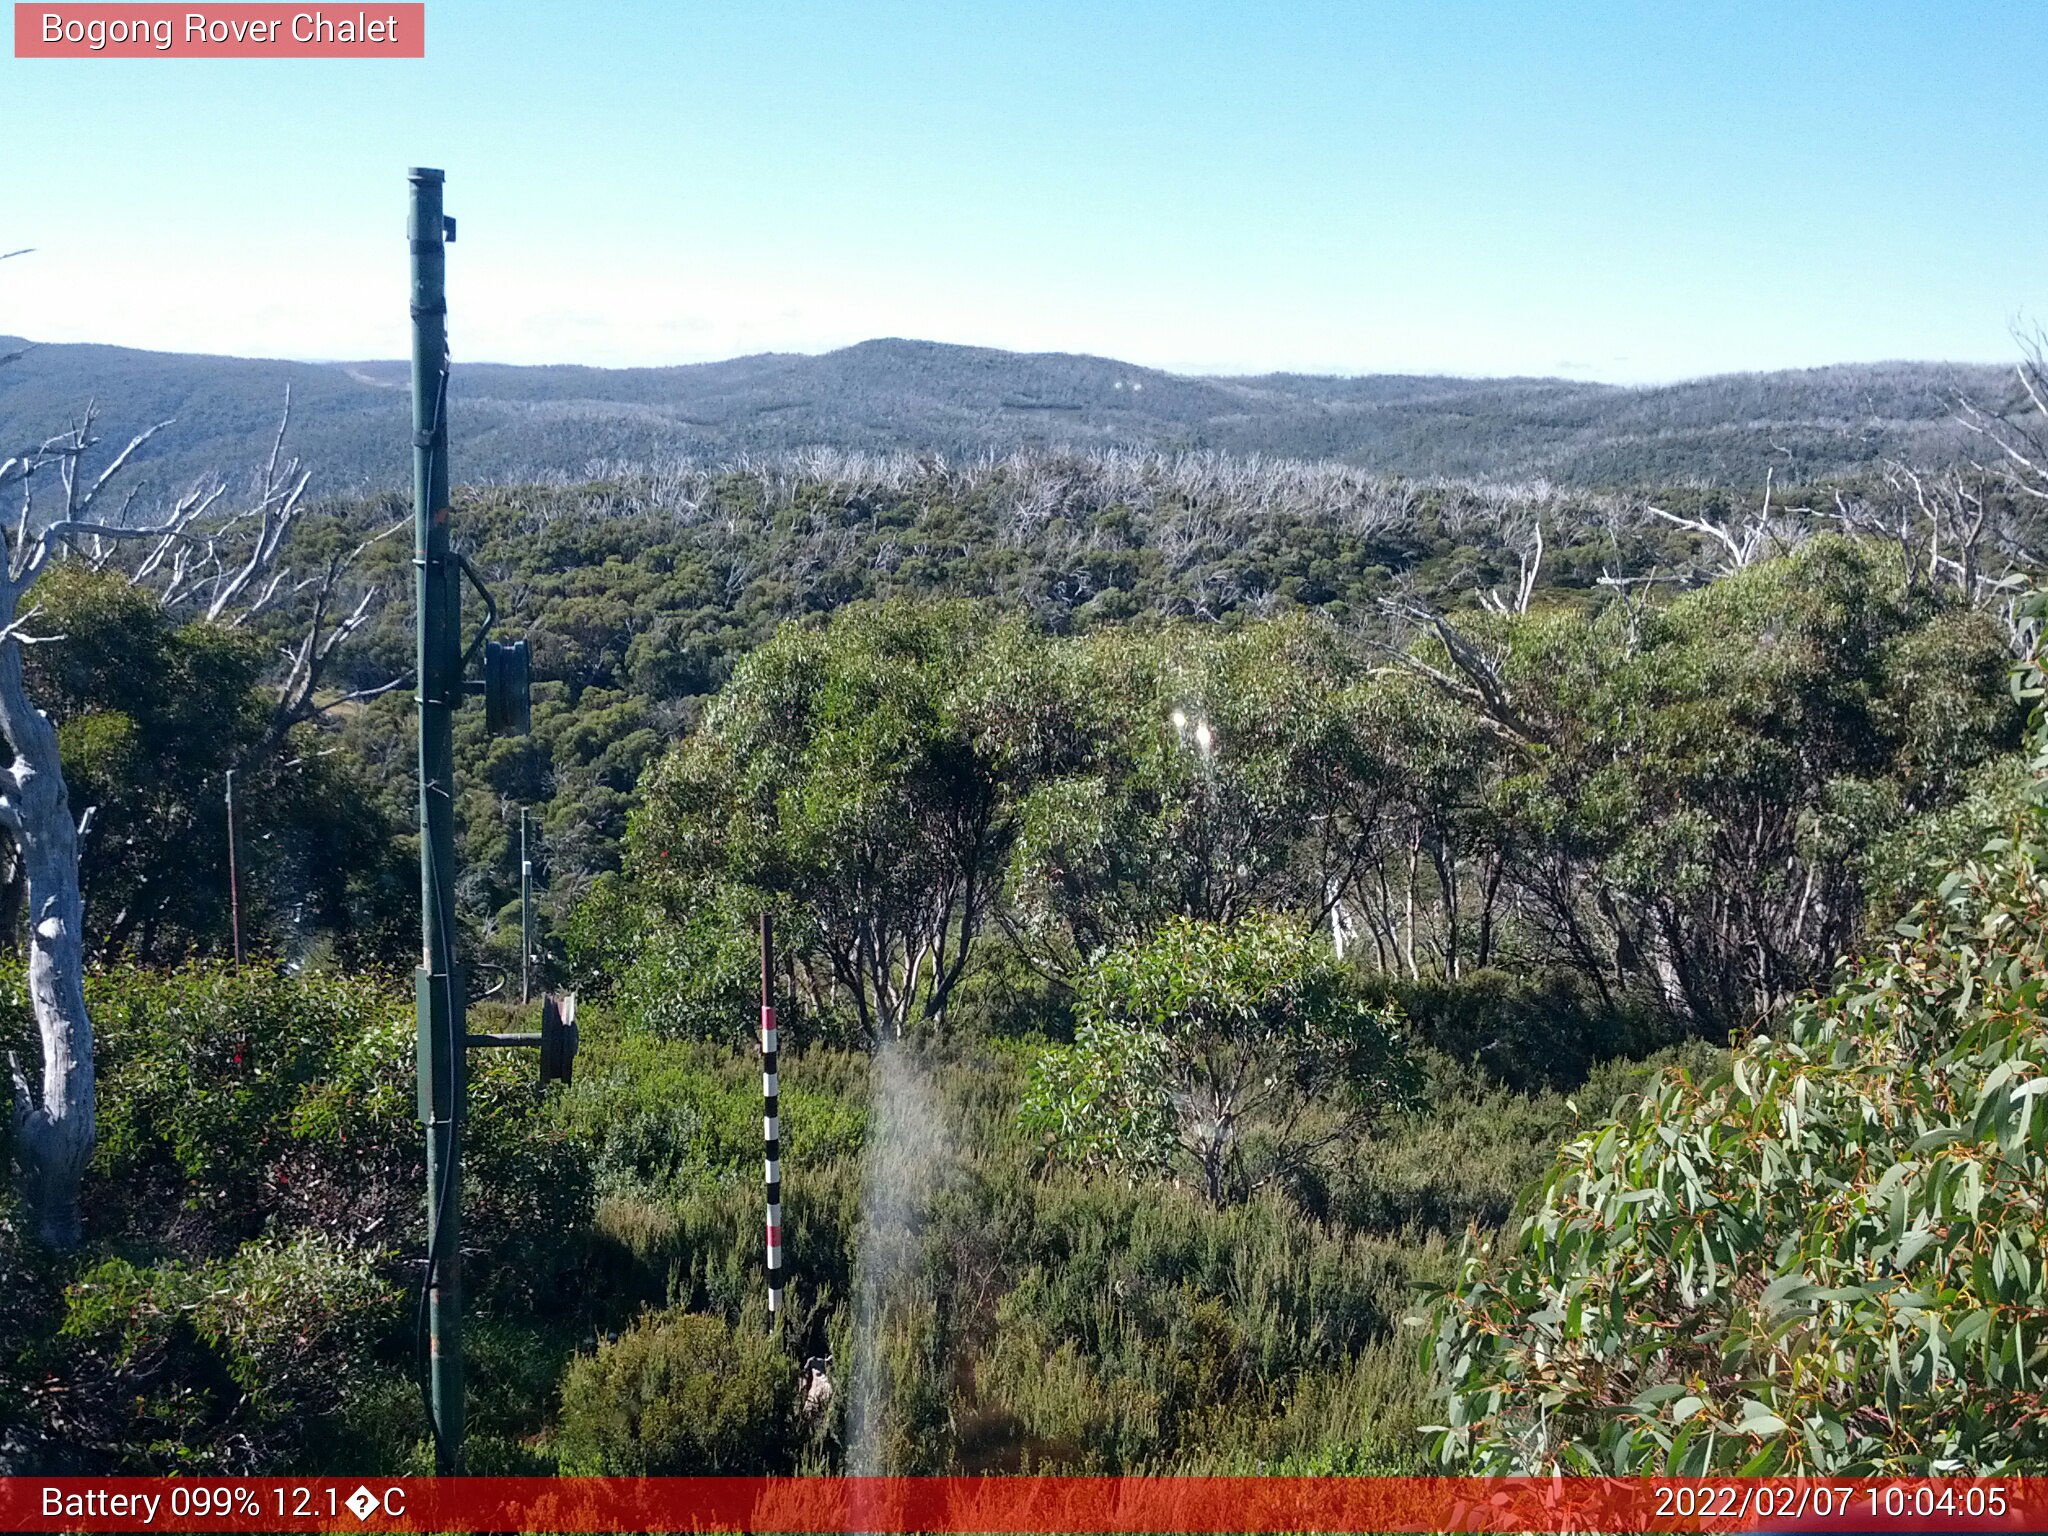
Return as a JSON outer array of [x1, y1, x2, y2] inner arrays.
[[0, 334, 2009, 496]]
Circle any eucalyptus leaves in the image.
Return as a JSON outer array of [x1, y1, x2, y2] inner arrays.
[[1422, 809, 2048, 1472]]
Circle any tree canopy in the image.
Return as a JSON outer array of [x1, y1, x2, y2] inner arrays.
[[631, 600, 1053, 1041], [1022, 914, 1421, 1203], [1423, 701, 2048, 1473], [617, 537, 2020, 1060]]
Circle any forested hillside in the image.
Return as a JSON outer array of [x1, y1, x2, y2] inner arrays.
[[0, 334, 2009, 496], [1, 406, 2044, 1474]]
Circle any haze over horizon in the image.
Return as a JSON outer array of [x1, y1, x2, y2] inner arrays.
[[6, 2, 2045, 385]]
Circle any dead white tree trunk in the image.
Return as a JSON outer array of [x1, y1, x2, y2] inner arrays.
[[1643, 469, 1808, 576], [1480, 513, 1543, 615], [0, 374, 387, 1245], [0, 248, 88, 1242], [0, 633, 91, 1247], [0, 399, 145, 1247], [1957, 333, 2048, 506]]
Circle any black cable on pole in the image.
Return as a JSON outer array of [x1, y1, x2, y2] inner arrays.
[[414, 814, 461, 1460]]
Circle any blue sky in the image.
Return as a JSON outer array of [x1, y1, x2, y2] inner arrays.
[[4, 1, 2044, 380]]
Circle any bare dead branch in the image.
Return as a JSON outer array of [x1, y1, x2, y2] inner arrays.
[[1376, 595, 1546, 747]]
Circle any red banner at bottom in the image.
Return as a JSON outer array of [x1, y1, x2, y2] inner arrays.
[[6, 1476, 2043, 1533]]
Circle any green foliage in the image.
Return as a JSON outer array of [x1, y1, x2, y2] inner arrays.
[[303, 995, 597, 1308], [603, 538, 2018, 1077], [0, 965, 598, 1472], [558, 871, 639, 997], [1381, 969, 1675, 1092], [555, 1310, 797, 1474], [631, 600, 1052, 1041], [553, 1016, 865, 1201], [57, 1235, 395, 1471], [24, 564, 413, 968], [549, 1031, 1446, 1474], [1454, 538, 2019, 1030], [1003, 617, 1380, 973], [612, 892, 761, 1045], [1422, 811, 2048, 1473], [299, 452, 2030, 1000], [1863, 755, 2035, 927], [0, 436, 2034, 1481], [1023, 915, 1420, 1203], [1315, 1045, 1721, 1239], [960, 1178, 1432, 1472], [81, 965, 392, 1235]]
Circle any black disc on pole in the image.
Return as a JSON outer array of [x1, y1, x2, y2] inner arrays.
[[540, 992, 578, 1085], [484, 638, 531, 737]]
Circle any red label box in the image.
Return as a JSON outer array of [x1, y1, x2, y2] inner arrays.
[[14, 3, 424, 57]]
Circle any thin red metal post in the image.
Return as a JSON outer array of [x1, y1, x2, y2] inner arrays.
[[225, 768, 242, 968]]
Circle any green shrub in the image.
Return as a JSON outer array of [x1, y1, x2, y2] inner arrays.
[[1422, 814, 2048, 1473], [611, 899, 760, 1044], [560, 871, 640, 998], [588, 1158, 861, 1319], [5, 964, 598, 1474], [1022, 914, 1420, 1202], [56, 1234, 397, 1472], [555, 1310, 797, 1473], [959, 1176, 1435, 1472], [289, 999, 598, 1307], [1381, 969, 1675, 1092], [1862, 753, 2033, 928], [558, 1033, 1441, 1476], [1317, 1046, 1720, 1238], [73, 964, 392, 1237], [553, 1023, 865, 1200], [939, 941, 1074, 1043], [60, 963, 595, 1303]]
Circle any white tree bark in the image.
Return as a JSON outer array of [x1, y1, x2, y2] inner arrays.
[[0, 262, 351, 1247], [0, 398, 176, 1247], [0, 629, 92, 1247], [0, 381, 381, 1246]]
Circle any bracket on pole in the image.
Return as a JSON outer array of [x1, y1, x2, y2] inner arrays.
[[465, 991, 578, 1085]]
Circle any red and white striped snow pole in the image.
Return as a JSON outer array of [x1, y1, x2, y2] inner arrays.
[[760, 913, 783, 1324]]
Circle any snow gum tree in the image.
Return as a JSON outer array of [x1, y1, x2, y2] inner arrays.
[[0, 371, 391, 1245]]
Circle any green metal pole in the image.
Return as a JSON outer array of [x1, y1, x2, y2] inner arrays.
[[409, 165, 464, 1475]]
